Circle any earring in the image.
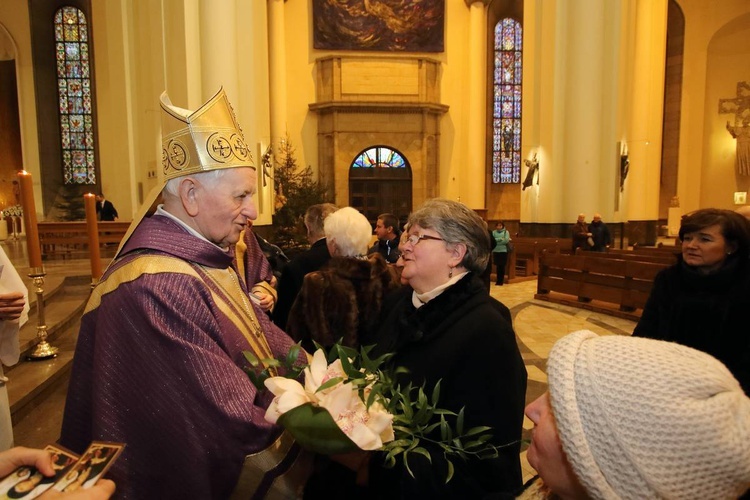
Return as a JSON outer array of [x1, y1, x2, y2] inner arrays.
[[449, 267, 453, 278]]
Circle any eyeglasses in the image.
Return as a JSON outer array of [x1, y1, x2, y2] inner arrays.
[[405, 233, 444, 246]]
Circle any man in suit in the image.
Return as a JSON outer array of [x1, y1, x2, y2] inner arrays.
[[272, 203, 337, 330], [95, 194, 118, 221]]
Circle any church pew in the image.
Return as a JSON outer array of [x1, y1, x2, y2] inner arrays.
[[38, 221, 130, 259], [508, 237, 561, 277], [535, 251, 670, 320], [632, 243, 681, 256], [576, 248, 678, 265]]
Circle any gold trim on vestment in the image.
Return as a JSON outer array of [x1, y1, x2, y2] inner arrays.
[[87, 254, 274, 362]]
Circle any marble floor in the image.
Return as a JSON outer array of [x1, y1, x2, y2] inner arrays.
[[9, 260, 638, 485]]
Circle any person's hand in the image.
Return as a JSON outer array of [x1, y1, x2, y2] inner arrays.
[[0, 292, 25, 321], [253, 292, 275, 312], [0, 448, 115, 499], [0, 446, 55, 478], [38, 479, 115, 499]]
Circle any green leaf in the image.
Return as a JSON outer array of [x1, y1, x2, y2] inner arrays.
[[462, 426, 494, 438], [386, 439, 412, 448], [384, 447, 404, 464], [285, 343, 301, 366], [277, 403, 359, 455], [314, 377, 344, 393], [243, 351, 261, 367], [456, 408, 465, 436], [433, 409, 458, 417], [403, 451, 414, 479], [440, 415, 452, 441], [431, 380, 441, 405], [445, 460, 455, 484], [411, 447, 432, 463]]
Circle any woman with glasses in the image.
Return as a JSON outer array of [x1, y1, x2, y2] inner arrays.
[[361, 198, 528, 498]]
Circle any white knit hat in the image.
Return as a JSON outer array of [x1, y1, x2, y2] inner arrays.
[[547, 330, 750, 499]]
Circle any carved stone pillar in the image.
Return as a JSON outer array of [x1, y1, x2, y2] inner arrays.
[[464, 0, 491, 209]]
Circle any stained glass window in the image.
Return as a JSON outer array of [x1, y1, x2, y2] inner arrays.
[[55, 6, 96, 184], [351, 147, 406, 169], [492, 18, 522, 184]]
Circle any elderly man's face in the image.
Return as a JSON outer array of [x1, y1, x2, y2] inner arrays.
[[193, 168, 258, 248]]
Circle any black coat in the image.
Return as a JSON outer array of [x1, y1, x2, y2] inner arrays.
[[272, 238, 331, 330], [368, 274, 527, 498], [97, 200, 118, 221], [633, 257, 750, 394]]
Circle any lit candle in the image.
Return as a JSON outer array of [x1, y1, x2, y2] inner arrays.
[[18, 171, 43, 269], [84, 193, 103, 281]]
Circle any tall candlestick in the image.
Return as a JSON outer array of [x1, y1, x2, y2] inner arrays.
[[84, 193, 103, 281], [18, 171, 43, 269]]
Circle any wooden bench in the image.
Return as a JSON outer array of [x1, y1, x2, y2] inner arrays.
[[534, 251, 670, 320], [508, 237, 561, 278], [632, 243, 681, 256], [38, 221, 130, 260], [576, 248, 678, 265]]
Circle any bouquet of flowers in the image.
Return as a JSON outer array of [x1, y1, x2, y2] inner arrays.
[[245, 343, 506, 482]]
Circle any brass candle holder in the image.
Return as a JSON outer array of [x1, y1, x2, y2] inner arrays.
[[27, 267, 58, 360]]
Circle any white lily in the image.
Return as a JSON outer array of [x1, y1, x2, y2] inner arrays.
[[318, 382, 395, 450], [264, 377, 312, 424], [303, 349, 347, 399]]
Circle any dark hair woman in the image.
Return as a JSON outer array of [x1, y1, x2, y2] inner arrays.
[[633, 208, 750, 394]]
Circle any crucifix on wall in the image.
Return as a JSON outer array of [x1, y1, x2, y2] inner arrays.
[[719, 81, 750, 176]]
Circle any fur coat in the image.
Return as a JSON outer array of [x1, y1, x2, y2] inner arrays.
[[286, 253, 400, 351]]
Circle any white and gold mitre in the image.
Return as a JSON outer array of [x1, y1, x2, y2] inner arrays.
[[160, 87, 254, 180]]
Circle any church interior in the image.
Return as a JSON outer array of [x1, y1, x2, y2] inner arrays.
[[1, 0, 749, 493]]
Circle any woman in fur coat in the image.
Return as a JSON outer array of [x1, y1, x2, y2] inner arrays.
[[286, 207, 400, 352]]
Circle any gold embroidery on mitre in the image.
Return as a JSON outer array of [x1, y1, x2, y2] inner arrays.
[[160, 88, 254, 179]]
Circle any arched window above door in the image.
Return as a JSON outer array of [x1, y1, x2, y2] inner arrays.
[[349, 146, 412, 225], [351, 146, 409, 177]]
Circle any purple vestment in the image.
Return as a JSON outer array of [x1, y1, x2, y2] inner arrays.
[[60, 215, 300, 499]]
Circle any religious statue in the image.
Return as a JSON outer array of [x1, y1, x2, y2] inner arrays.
[[719, 81, 750, 176], [620, 150, 629, 192], [261, 145, 273, 187], [522, 153, 539, 190], [726, 121, 750, 176]]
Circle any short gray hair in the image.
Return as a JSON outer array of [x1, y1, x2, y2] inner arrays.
[[163, 169, 227, 197], [324, 207, 372, 257], [408, 198, 490, 273]]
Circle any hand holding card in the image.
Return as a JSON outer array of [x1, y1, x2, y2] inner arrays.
[[52, 442, 123, 494], [0, 442, 122, 500]]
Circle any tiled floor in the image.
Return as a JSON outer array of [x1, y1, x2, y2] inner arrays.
[[489, 279, 637, 483]]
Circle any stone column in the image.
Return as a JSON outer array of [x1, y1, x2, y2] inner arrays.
[[531, 0, 625, 226], [626, 0, 667, 227], [464, 0, 490, 209], [267, 0, 287, 148], [199, 0, 239, 102]]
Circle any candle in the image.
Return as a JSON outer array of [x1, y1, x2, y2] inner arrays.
[[84, 193, 103, 280], [18, 171, 43, 269]]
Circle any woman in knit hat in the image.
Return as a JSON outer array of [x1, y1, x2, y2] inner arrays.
[[523, 330, 750, 499]]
